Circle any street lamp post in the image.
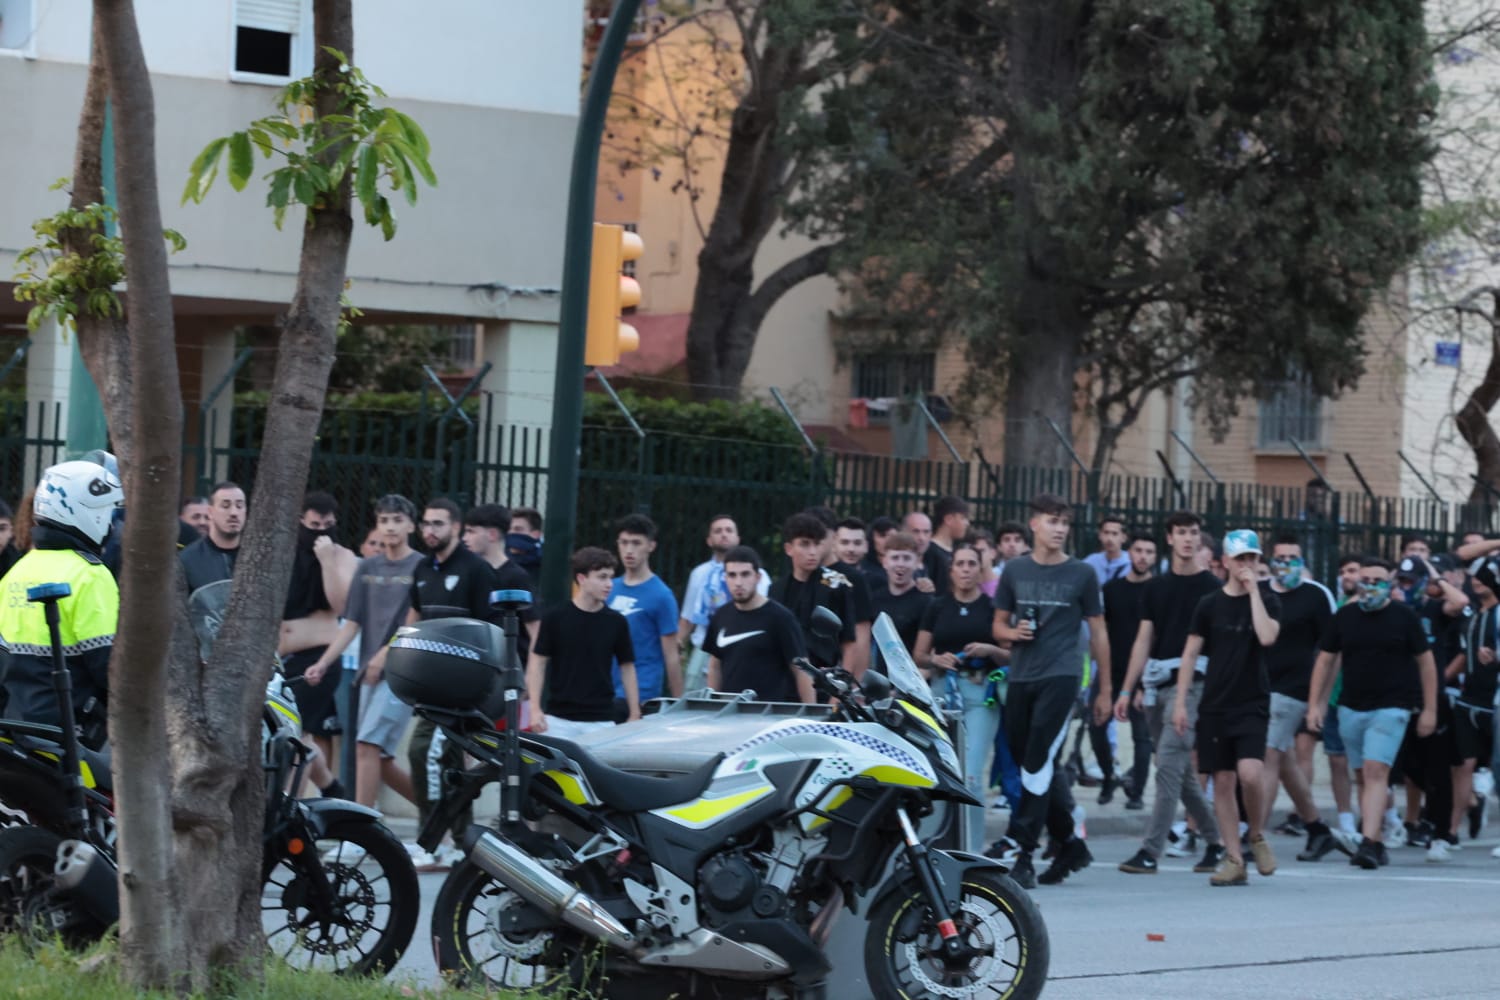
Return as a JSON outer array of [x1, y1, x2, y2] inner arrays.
[[540, 0, 644, 606]]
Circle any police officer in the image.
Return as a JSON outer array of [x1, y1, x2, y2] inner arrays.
[[0, 457, 122, 743]]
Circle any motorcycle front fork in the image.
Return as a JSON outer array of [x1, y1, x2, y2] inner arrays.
[[894, 807, 972, 960]]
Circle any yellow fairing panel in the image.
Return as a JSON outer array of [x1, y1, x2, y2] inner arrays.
[[540, 769, 596, 806], [860, 765, 936, 788], [659, 785, 772, 828]]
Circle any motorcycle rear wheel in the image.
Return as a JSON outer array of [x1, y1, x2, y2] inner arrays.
[[431, 859, 599, 993], [261, 820, 418, 977], [0, 825, 100, 944], [864, 870, 1048, 1000]]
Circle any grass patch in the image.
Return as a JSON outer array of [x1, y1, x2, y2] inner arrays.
[[0, 936, 525, 999]]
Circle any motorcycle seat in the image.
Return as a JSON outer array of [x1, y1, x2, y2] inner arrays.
[[529, 734, 723, 812], [0, 722, 113, 794]]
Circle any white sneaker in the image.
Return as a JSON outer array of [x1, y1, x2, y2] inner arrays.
[[435, 844, 466, 868], [1426, 839, 1454, 863], [1384, 820, 1407, 848], [1490, 843, 1500, 859], [1164, 831, 1199, 858], [322, 842, 367, 865], [1475, 768, 1495, 800]]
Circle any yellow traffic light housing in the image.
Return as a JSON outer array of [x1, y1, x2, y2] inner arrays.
[[585, 223, 644, 366]]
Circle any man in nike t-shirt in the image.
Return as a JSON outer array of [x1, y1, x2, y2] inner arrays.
[[705, 546, 813, 704]]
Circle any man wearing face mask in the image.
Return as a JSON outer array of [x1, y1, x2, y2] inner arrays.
[[1307, 558, 1438, 870], [1393, 553, 1468, 850], [279, 491, 358, 768], [1260, 535, 1350, 861]]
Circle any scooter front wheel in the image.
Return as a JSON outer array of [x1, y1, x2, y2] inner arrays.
[[864, 870, 1048, 1000]]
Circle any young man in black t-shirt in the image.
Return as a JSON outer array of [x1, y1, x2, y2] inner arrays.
[[806, 507, 874, 676], [528, 548, 638, 739], [1446, 558, 1500, 858], [1307, 557, 1438, 870], [1097, 532, 1156, 809], [407, 498, 500, 865], [705, 546, 811, 703], [774, 512, 857, 668], [1115, 511, 1225, 875], [1260, 535, 1347, 862], [1171, 530, 1282, 885], [870, 531, 932, 654]]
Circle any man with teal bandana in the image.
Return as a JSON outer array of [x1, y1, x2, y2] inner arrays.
[[1261, 534, 1349, 861], [1307, 557, 1438, 870]]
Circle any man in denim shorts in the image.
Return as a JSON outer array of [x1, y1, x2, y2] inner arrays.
[[1308, 557, 1437, 869]]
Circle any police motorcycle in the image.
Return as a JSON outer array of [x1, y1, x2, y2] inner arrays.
[[385, 592, 1049, 999], [0, 583, 419, 976]]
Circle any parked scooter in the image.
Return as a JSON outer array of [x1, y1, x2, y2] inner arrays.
[[0, 582, 419, 976]]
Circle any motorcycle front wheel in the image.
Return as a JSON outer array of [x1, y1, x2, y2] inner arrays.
[[431, 859, 599, 994], [261, 820, 418, 976], [864, 870, 1048, 1000]]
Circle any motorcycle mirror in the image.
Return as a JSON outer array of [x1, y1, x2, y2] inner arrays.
[[810, 606, 843, 640], [861, 670, 893, 701]]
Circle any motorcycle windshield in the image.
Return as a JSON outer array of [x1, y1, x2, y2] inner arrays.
[[873, 613, 937, 711]]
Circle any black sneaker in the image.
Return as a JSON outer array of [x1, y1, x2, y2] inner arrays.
[[1351, 839, 1380, 870], [984, 837, 1020, 865], [1124, 795, 1145, 811], [1009, 851, 1037, 890], [1468, 799, 1486, 841], [1041, 839, 1060, 861], [1273, 814, 1306, 837], [1038, 837, 1092, 885], [1192, 843, 1226, 873], [1405, 821, 1432, 849], [1298, 830, 1337, 862], [1118, 849, 1158, 874], [1375, 841, 1390, 867], [1098, 775, 1118, 806]]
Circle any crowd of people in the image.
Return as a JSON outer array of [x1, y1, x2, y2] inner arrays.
[[2, 452, 1496, 888]]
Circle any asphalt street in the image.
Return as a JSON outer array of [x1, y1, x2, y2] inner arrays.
[[379, 828, 1500, 998]]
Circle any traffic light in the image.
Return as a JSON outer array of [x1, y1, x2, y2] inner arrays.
[[585, 223, 643, 366]]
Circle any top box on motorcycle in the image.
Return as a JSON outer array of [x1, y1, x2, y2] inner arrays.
[[385, 618, 512, 720]]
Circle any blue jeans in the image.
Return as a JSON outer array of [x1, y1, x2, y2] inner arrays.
[[935, 674, 1001, 851]]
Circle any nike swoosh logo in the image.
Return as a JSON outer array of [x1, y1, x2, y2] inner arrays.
[[716, 629, 765, 647]]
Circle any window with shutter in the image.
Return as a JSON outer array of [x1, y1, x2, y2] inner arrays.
[[232, 0, 309, 81]]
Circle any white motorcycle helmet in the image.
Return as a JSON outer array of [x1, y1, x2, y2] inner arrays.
[[33, 456, 125, 548]]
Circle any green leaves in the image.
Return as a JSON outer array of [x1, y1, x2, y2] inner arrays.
[[180, 60, 436, 240], [12, 186, 186, 333]]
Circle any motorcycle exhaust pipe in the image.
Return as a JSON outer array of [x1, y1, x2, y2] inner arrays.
[[464, 829, 639, 954], [53, 840, 119, 927]]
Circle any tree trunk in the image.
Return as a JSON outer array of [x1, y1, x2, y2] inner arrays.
[[64, 23, 135, 469], [91, 0, 187, 988], [166, 2, 355, 987], [1003, 0, 1089, 470], [683, 37, 818, 402], [1458, 295, 1500, 505]]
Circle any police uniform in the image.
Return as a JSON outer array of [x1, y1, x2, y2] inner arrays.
[[0, 544, 118, 732]]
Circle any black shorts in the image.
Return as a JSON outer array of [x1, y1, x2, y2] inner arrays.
[[1196, 711, 1267, 774], [283, 647, 341, 737], [1452, 703, 1494, 766]]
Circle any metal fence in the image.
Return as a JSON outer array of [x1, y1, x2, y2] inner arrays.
[[197, 396, 1500, 589], [0, 400, 67, 506]]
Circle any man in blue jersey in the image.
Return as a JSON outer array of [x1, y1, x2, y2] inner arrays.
[[609, 514, 682, 715]]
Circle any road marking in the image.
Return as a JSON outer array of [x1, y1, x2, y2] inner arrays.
[[1050, 942, 1500, 982], [1152, 862, 1500, 886]]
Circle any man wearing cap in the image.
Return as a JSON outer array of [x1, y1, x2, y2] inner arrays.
[[1171, 529, 1282, 886]]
